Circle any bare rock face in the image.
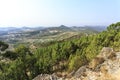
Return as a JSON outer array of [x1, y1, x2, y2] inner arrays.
[[73, 66, 87, 78], [33, 74, 59, 80], [97, 47, 115, 60]]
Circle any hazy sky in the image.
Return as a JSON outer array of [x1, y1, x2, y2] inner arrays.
[[0, 0, 120, 27]]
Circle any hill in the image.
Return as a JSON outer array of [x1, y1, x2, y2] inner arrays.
[[33, 47, 120, 80], [0, 25, 105, 48]]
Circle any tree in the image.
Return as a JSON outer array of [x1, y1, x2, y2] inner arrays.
[[107, 22, 120, 31], [0, 41, 9, 52]]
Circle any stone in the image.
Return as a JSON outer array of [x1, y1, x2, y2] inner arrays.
[[97, 47, 114, 60], [73, 66, 86, 78]]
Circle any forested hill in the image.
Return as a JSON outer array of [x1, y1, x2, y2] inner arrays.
[[0, 22, 120, 80]]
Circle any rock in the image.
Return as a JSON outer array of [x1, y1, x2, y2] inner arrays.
[[88, 57, 105, 70], [73, 66, 86, 78], [82, 47, 120, 80], [71, 47, 120, 80], [97, 47, 114, 60], [33, 74, 59, 80], [67, 70, 75, 78], [116, 52, 120, 59], [88, 47, 116, 70]]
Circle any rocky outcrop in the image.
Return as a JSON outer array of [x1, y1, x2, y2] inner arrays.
[[97, 47, 115, 60], [33, 47, 120, 80], [33, 74, 59, 80], [71, 47, 120, 80], [88, 47, 115, 70]]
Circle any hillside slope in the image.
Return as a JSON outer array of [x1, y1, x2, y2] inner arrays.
[[33, 22, 120, 80], [33, 47, 120, 80]]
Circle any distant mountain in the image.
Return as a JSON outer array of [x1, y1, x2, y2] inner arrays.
[[71, 26, 106, 32], [0, 25, 106, 34], [0, 27, 45, 35], [0, 25, 106, 47], [25, 25, 105, 39], [84, 26, 106, 32]]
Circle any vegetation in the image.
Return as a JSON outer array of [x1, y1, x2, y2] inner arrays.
[[0, 22, 120, 79]]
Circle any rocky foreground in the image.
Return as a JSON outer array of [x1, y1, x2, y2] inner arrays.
[[33, 47, 120, 80]]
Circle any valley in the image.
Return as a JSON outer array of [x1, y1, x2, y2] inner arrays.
[[0, 25, 106, 48]]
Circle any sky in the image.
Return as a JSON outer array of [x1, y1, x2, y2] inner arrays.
[[0, 0, 120, 27]]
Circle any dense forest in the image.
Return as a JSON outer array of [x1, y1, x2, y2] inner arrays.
[[0, 22, 120, 80]]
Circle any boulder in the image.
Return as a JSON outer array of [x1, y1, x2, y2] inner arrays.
[[97, 47, 115, 60]]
